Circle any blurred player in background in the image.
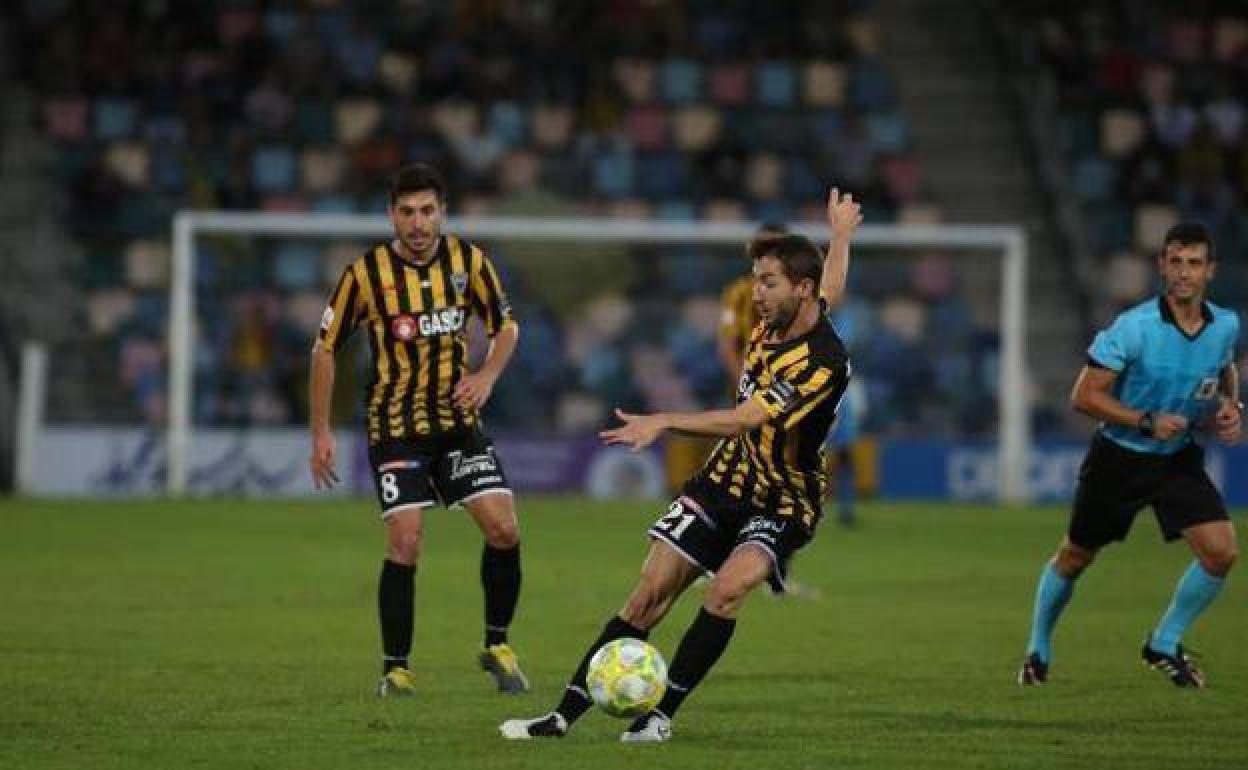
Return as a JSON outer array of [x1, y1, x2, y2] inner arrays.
[[309, 163, 530, 697], [823, 307, 862, 527], [500, 189, 861, 742], [1018, 223, 1241, 689], [717, 223, 790, 384]]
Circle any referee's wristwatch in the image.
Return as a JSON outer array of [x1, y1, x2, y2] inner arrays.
[[1137, 411, 1155, 437]]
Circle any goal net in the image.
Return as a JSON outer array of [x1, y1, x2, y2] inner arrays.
[[20, 214, 1029, 502]]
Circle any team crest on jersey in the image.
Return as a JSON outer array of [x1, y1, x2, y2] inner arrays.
[[320, 306, 335, 331], [391, 314, 418, 340], [1194, 377, 1220, 400], [451, 272, 469, 295]]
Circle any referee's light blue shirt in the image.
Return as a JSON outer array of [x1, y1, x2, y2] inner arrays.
[[1088, 296, 1239, 454]]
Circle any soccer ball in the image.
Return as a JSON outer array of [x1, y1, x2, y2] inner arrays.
[[586, 637, 668, 718]]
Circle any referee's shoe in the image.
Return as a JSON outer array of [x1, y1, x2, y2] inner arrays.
[[1141, 640, 1205, 688]]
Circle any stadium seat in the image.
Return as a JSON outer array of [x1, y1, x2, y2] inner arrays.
[[252, 146, 298, 194], [708, 62, 750, 105], [756, 61, 798, 107], [660, 59, 702, 105], [43, 98, 89, 143], [93, 98, 138, 141], [804, 60, 848, 107]]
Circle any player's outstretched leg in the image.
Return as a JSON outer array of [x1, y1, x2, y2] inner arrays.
[[622, 545, 767, 742], [621, 607, 735, 742], [500, 615, 650, 739]]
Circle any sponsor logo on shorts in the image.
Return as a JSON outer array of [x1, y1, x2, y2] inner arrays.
[[448, 449, 498, 480], [742, 516, 785, 543], [379, 460, 422, 472]]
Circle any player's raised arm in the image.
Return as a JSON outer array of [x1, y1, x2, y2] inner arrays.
[[820, 187, 863, 308]]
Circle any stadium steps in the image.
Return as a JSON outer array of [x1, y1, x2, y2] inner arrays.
[[0, 82, 111, 431], [873, 0, 1085, 422]]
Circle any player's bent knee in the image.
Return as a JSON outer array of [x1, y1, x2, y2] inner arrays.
[[620, 587, 673, 630], [1199, 545, 1237, 577], [481, 522, 519, 549], [385, 529, 424, 564], [703, 580, 748, 617], [1055, 543, 1095, 577]]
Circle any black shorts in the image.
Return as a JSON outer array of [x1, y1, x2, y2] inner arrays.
[[647, 478, 813, 594], [1068, 433, 1228, 549], [367, 428, 511, 518]]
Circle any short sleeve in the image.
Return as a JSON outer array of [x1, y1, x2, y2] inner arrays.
[[317, 265, 362, 352], [1087, 313, 1140, 372], [469, 247, 514, 337]]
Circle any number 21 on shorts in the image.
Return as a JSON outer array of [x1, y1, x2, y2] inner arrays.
[[655, 500, 696, 538]]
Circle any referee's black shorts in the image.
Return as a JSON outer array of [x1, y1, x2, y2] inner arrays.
[[1068, 433, 1229, 549]]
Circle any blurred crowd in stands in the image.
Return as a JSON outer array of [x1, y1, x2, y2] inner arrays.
[[1025, 1, 1248, 313], [13, 0, 1035, 437]]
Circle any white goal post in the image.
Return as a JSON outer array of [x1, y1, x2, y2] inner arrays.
[[170, 213, 1029, 501]]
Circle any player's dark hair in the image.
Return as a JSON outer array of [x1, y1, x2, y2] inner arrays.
[[389, 162, 447, 204], [750, 233, 823, 291], [1162, 222, 1215, 261], [744, 222, 789, 258]]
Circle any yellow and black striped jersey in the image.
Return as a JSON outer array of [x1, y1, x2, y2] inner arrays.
[[317, 235, 514, 444], [702, 313, 849, 529], [718, 275, 756, 358]]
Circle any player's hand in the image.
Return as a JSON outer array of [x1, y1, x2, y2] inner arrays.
[[310, 429, 339, 490], [454, 371, 497, 411], [1213, 399, 1242, 444], [600, 408, 666, 451], [827, 187, 863, 238], [1153, 413, 1189, 441]]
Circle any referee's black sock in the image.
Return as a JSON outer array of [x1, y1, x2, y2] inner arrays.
[[555, 615, 650, 724], [656, 607, 736, 719], [481, 543, 522, 647], [379, 559, 416, 673]]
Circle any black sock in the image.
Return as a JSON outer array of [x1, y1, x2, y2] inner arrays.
[[378, 559, 416, 673], [656, 608, 736, 719], [556, 615, 649, 724], [481, 544, 521, 647]]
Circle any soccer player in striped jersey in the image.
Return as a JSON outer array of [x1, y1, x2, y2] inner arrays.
[[309, 163, 529, 697], [501, 189, 862, 742]]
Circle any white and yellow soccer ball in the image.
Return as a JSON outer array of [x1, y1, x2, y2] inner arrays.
[[586, 637, 668, 718]]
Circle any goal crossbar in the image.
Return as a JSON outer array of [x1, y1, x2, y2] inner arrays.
[[170, 212, 1029, 501]]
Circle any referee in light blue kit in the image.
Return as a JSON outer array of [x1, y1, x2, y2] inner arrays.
[[1018, 222, 1242, 688]]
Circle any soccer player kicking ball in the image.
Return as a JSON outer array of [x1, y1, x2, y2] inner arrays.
[[1019, 222, 1241, 688], [501, 189, 862, 741]]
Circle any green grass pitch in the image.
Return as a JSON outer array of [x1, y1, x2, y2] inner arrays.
[[2, 497, 1245, 769]]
